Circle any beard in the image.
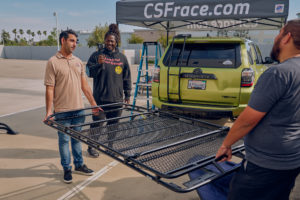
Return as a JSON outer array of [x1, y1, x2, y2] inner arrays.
[[270, 35, 282, 63]]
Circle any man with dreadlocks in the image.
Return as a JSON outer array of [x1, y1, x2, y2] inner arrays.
[[86, 24, 132, 157]]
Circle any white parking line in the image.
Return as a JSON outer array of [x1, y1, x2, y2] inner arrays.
[[0, 105, 45, 118], [57, 161, 119, 200], [0, 105, 119, 199]]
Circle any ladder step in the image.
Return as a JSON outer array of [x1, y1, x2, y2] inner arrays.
[[138, 70, 153, 72], [132, 42, 161, 112], [135, 96, 152, 100], [137, 83, 152, 87], [142, 55, 156, 58]]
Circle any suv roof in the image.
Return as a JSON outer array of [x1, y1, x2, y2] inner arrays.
[[172, 37, 252, 43]]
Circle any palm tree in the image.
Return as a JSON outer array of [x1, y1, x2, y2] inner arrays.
[[1, 30, 11, 45], [31, 32, 35, 43], [26, 29, 31, 41], [43, 30, 47, 39], [12, 28, 17, 41], [19, 29, 24, 39], [37, 30, 42, 41]]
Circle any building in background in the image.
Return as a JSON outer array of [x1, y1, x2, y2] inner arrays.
[[133, 29, 175, 42], [120, 32, 132, 47], [248, 30, 278, 59], [76, 30, 91, 47], [76, 30, 133, 48], [76, 29, 175, 47], [75, 28, 279, 60]]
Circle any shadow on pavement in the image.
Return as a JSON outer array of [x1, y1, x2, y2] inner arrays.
[[0, 163, 59, 179], [0, 107, 57, 140], [89, 177, 200, 200], [0, 163, 89, 200], [0, 148, 58, 159]]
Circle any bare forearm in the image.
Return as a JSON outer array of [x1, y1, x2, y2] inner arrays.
[[44, 86, 54, 122], [83, 88, 97, 106], [45, 86, 54, 114], [81, 79, 97, 106], [222, 106, 266, 147], [222, 119, 255, 147], [215, 106, 265, 161]]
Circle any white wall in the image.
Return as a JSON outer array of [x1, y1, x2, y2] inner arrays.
[[0, 45, 4, 58], [0, 45, 161, 64], [122, 49, 135, 66], [2, 46, 97, 61]]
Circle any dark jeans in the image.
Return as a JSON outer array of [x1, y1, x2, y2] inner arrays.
[[228, 159, 300, 200], [90, 105, 122, 148]]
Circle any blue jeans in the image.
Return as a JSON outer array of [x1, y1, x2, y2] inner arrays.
[[55, 110, 85, 171], [228, 159, 300, 200]]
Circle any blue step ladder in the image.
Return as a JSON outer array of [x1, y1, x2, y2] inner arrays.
[[131, 41, 162, 112]]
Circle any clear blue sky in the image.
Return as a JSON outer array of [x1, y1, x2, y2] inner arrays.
[[0, 0, 299, 34]]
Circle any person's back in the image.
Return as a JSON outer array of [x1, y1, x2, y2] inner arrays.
[[245, 57, 300, 170], [215, 19, 300, 200]]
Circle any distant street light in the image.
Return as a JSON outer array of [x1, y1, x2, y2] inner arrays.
[[53, 12, 59, 51]]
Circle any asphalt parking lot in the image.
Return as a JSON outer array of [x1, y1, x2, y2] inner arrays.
[[0, 58, 299, 200], [0, 59, 200, 200]]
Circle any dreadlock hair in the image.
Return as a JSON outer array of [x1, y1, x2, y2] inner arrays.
[[105, 24, 121, 47]]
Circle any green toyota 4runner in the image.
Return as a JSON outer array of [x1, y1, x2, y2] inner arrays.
[[152, 36, 268, 119]]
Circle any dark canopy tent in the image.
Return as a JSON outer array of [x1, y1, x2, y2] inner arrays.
[[116, 0, 289, 38]]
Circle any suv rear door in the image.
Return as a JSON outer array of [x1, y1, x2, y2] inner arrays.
[[160, 41, 242, 106]]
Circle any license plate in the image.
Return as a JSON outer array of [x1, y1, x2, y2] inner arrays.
[[188, 80, 206, 90]]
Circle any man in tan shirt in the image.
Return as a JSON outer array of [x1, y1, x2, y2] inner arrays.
[[44, 29, 102, 183]]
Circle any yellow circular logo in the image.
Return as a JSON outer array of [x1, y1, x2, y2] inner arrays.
[[115, 66, 122, 74]]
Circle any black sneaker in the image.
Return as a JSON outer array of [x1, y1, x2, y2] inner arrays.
[[75, 164, 94, 176], [87, 147, 99, 158], [63, 169, 72, 184]]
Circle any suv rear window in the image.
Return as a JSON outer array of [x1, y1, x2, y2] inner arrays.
[[163, 43, 241, 68]]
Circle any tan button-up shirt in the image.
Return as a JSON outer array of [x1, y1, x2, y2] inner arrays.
[[44, 52, 85, 112]]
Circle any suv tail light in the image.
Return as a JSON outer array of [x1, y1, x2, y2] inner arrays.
[[241, 68, 254, 87], [153, 66, 160, 83]]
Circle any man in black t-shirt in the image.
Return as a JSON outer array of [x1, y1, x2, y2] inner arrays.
[[216, 19, 300, 200]]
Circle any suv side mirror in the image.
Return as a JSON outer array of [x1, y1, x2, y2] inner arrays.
[[264, 57, 274, 64]]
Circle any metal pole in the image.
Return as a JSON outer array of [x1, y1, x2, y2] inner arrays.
[[166, 21, 170, 46], [53, 12, 59, 51]]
